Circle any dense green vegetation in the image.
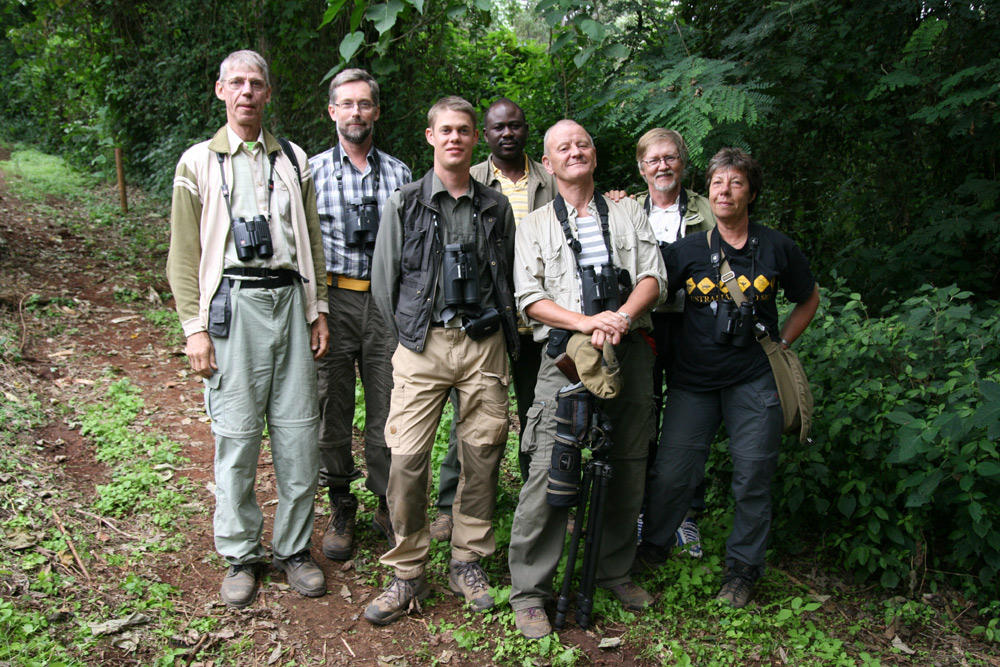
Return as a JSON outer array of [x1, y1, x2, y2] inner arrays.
[[2, 0, 998, 609]]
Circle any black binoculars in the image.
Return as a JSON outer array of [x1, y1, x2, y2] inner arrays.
[[713, 299, 757, 347], [231, 215, 274, 262], [345, 196, 379, 248], [443, 242, 479, 307], [580, 264, 631, 316]]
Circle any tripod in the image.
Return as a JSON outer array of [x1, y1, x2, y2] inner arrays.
[[553, 409, 614, 631]]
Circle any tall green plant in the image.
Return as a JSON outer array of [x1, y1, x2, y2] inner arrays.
[[775, 282, 1000, 601]]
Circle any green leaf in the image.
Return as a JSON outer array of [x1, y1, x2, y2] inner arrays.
[[339, 31, 365, 62], [320, 0, 351, 28], [573, 45, 596, 68], [446, 4, 466, 20], [604, 43, 629, 60], [578, 19, 606, 42], [977, 461, 1000, 479], [885, 410, 914, 426], [473, 0, 491, 11], [837, 494, 856, 517], [365, 1, 404, 36], [880, 569, 900, 589], [905, 469, 943, 507]]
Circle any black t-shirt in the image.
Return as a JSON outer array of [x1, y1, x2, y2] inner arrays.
[[665, 222, 815, 390]]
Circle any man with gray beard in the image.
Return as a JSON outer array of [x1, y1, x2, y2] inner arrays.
[[309, 69, 412, 562]]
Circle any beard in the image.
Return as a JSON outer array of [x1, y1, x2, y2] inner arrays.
[[339, 122, 372, 145], [652, 173, 679, 193]]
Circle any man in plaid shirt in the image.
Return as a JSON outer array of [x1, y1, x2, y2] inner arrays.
[[308, 69, 411, 561]]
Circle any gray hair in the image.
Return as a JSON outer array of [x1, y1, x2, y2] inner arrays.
[[219, 50, 271, 87], [705, 147, 763, 211], [328, 68, 380, 107], [542, 119, 594, 157], [635, 128, 689, 170]]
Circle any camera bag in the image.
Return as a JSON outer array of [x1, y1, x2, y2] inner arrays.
[[713, 238, 814, 443]]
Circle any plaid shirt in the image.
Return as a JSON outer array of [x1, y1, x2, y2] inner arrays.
[[309, 143, 412, 279]]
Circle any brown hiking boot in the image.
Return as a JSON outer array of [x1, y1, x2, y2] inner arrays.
[[514, 606, 552, 639], [219, 562, 262, 609], [448, 559, 494, 612], [272, 550, 326, 597], [363, 574, 429, 626], [716, 561, 757, 609], [607, 580, 653, 611], [322, 492, 357, 561], [372, 496, 395, 548], [429, 513, 453, 542]]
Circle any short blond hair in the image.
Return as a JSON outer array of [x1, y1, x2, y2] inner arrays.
[[427, 96, 477, 129]]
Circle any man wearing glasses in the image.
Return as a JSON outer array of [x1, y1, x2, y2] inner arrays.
[[309, 69, 412, 562], [167, 50, 329, 608], [632, 128, 715, 568]]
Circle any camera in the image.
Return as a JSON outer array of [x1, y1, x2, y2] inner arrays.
[[713, 299, 756, 347], [462, 307, 500, 341], [443, 242, 479, 307], [580, 264, 632, 316], [344, 196, 379, 248], [231, 215, 273, 262]]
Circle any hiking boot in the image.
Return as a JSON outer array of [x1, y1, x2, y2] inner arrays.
[[429, 513, 453, 542], [363, 574, 429, 626], [322, 492, 357, 561], [372, 496, 395, 548], [716, 561, 757, 609], [219, 562, 262, 609], [272, 550, 326, 597], [514, 606, 552, 639], [630, 542, 669, 575], [607, 580, 653, 611], [675, 517, 703, 558], [448, 559, 494, 612]]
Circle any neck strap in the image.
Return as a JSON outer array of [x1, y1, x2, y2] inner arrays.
[[216, 147, 275, 221]]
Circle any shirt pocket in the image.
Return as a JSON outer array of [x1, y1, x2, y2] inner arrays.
[[542, 248, 568, 293]]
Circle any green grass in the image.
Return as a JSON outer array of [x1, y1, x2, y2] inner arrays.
[[0, 147, 90, 202]]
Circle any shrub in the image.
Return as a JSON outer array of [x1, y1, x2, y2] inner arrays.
[[774, 281, 1000, 601]]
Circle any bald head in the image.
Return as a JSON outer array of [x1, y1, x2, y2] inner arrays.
[[543, 120, 594, 157]]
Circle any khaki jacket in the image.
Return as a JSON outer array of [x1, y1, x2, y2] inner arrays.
[[514, 194, 667, 341], [167, 127, 328, 338], [471, 155, 556, 215]]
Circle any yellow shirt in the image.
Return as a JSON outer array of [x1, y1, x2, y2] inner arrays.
[[492, 156, 531, 226]]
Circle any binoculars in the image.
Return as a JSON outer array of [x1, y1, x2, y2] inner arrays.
[[345, 196, 379, 248], [231, 215, 273, 262]]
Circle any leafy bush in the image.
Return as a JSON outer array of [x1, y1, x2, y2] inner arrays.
[[775, 281, 1000, 600]]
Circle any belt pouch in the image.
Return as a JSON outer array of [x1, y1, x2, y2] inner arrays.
[[207, 278, 232, 338]]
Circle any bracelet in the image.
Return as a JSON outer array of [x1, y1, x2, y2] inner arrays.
[[780, 337, 791, 348], [617, 311, 632, 328]]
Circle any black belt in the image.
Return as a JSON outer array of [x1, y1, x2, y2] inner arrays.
[[223, 267, 300, 289]]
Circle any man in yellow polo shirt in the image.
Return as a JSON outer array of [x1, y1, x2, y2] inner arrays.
[[430, 98, 556, 543]]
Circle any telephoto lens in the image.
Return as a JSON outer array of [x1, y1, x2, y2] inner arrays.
[[546, 384, 592, 507]]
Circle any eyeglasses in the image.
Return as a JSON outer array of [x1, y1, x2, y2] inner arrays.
[[224, 77, 268, 92], [334, 100, 376, 112], [641, 155, 680, 167]]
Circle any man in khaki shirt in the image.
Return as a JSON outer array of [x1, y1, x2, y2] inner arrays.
[[507, 120, 666, 638]]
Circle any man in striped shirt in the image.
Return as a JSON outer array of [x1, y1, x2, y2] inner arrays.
[[308, 69, 412, 562]]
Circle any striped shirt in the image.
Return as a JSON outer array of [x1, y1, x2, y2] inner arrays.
[[492, 156, 530, 226], [576, 215, 610, 267], [309, 143, 411, 280]]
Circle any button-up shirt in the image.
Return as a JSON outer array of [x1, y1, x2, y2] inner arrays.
[[309, 143, 411, 280]]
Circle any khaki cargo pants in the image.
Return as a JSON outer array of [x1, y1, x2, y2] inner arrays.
[[380, 328, 510, 578]]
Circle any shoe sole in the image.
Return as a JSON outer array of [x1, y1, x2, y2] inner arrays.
[[363, 588, 430, 626], [221, 590, 257, 609]]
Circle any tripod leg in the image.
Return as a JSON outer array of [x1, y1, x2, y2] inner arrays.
[[554, 462, 594, 630], [576, 460, 612, 629]]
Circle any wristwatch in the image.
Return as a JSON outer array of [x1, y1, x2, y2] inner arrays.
[[617, 311, 632, 328]]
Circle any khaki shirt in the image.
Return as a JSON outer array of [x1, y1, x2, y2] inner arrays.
[[514, 195, 667, 341]]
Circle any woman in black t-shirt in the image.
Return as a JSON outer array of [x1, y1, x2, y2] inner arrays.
[[634, 148, 820, 608]]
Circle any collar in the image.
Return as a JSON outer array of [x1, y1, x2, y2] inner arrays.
[[224, 125, 265, 156], [489, 154, 529, 182], [337, 140, 376, 167], [431, 172, 473, 201]]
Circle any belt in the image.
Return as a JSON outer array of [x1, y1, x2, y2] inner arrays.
[[327, 272, 370, 291], [223, 267, 299, 289]]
